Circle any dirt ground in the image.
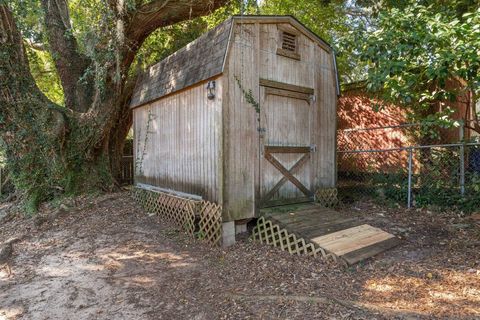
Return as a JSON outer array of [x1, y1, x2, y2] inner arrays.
[[0, 192, 479, 320]]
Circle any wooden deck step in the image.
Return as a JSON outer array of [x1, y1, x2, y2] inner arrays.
[[259, 203, 400, 265], [310, 224, 401, 265]]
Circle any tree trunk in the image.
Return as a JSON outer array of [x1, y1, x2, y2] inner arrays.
[[0, 4, 115, 207], [41, 0, 94, 112], [0, 1, 227, 212], [109, 106, 133, 183]]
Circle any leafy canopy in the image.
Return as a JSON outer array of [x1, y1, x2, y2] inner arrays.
[[350, 1, 480, 125], [15, 0, 479, 126]]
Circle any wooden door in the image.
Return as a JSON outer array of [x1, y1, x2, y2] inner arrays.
[[258, 82, 315, 207]]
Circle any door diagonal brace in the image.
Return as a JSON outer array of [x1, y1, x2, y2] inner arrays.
[[263, 152, 313, 202]]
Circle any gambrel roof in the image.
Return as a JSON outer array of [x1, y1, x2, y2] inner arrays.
[[130, 18, 232, 108], [130, 16, 336, 108]]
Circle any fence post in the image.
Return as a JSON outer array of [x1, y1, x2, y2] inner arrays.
[[459, 121, 465, 195], [407, 147, 413, 208]]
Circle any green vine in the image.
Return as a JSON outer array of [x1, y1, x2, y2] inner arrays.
[[234, 75, 260, 114], [135, 108, 155, 175]]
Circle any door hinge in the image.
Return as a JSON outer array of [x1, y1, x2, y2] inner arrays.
[[310, 95, 316, 103], [310, 144, 317, 152]]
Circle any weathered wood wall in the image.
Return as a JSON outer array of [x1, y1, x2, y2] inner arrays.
[[259, 23, 315, 202], [313, 34, 337, 189], [221, 22, 259, 221], [132, 17, 337, 221], [222, 20, 337, 221], [259, 22, 337, 190], [259, 87, 313, 202], [133, 78, 223, 203]]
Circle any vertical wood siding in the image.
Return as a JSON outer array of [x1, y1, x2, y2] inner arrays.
[[223, 21, 337, 220], [259, 88, 312, 201], [259, 23, 315, 87], [222, 22, 260, 221], [258, 23, 316, 202], [258, 23, 337, 201], [133, 78, 223, 203], [133, 19, 337, 221], [312, 43, 337, 188]]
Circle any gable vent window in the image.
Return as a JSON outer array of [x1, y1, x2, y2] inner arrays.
[[282, 32, 297, 52], [277, 29, 300, 60]]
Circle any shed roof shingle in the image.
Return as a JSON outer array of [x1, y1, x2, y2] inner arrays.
[[130, 18, 232, 108]]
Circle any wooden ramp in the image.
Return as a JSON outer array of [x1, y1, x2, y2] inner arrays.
[[259, 203, 400, 265]]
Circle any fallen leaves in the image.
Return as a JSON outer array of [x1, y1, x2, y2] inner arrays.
[[0, 194, 478, 319]]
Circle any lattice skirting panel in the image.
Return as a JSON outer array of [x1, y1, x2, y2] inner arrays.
[[251, 217, 338, 262], [132, 187, 223, 246], [315, 187, 339, 208], [198, 202, 222, 246]]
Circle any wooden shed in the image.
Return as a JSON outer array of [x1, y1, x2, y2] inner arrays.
[[131, 15, 340, 245]]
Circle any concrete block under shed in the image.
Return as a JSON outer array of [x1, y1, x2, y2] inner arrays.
[[222, 221, 235, 247]]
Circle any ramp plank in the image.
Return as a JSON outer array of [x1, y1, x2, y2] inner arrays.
[[311, 224, 374, 245], [260, 203, 400, 265], [341, 237, 401, 265]]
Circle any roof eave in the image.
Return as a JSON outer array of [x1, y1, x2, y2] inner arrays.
[[231, 15, 333, 53]]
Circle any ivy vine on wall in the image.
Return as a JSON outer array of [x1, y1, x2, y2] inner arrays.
[[135, 108, 155, 176], [234, 75, 260, 114]]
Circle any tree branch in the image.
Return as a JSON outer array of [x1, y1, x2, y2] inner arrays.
[[1, 3, 68, 147], [0, 4, 47, 108], [25, 39, 47, 51], [41, 0, 94, 112], [122, 0, 228, 69]]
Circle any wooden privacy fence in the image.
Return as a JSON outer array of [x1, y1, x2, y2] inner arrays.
[[132, 186, 222, 246]]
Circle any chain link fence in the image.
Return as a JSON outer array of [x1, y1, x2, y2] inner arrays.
[[338, 122, 468, 152], [337, 123, 480, 212]]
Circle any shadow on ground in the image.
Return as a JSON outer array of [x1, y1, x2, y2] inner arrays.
[[0, 192, 478, 319]]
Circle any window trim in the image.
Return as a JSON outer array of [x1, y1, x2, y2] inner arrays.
[[276, 25, 301, 60]]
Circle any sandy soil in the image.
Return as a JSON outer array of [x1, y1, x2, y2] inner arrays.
[[0, 192, 479, 319]]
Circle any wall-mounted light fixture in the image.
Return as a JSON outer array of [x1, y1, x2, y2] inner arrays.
[[206, 80, 216, 100]]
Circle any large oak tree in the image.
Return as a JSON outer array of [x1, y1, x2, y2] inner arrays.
[[0, 0, 227, 211]]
